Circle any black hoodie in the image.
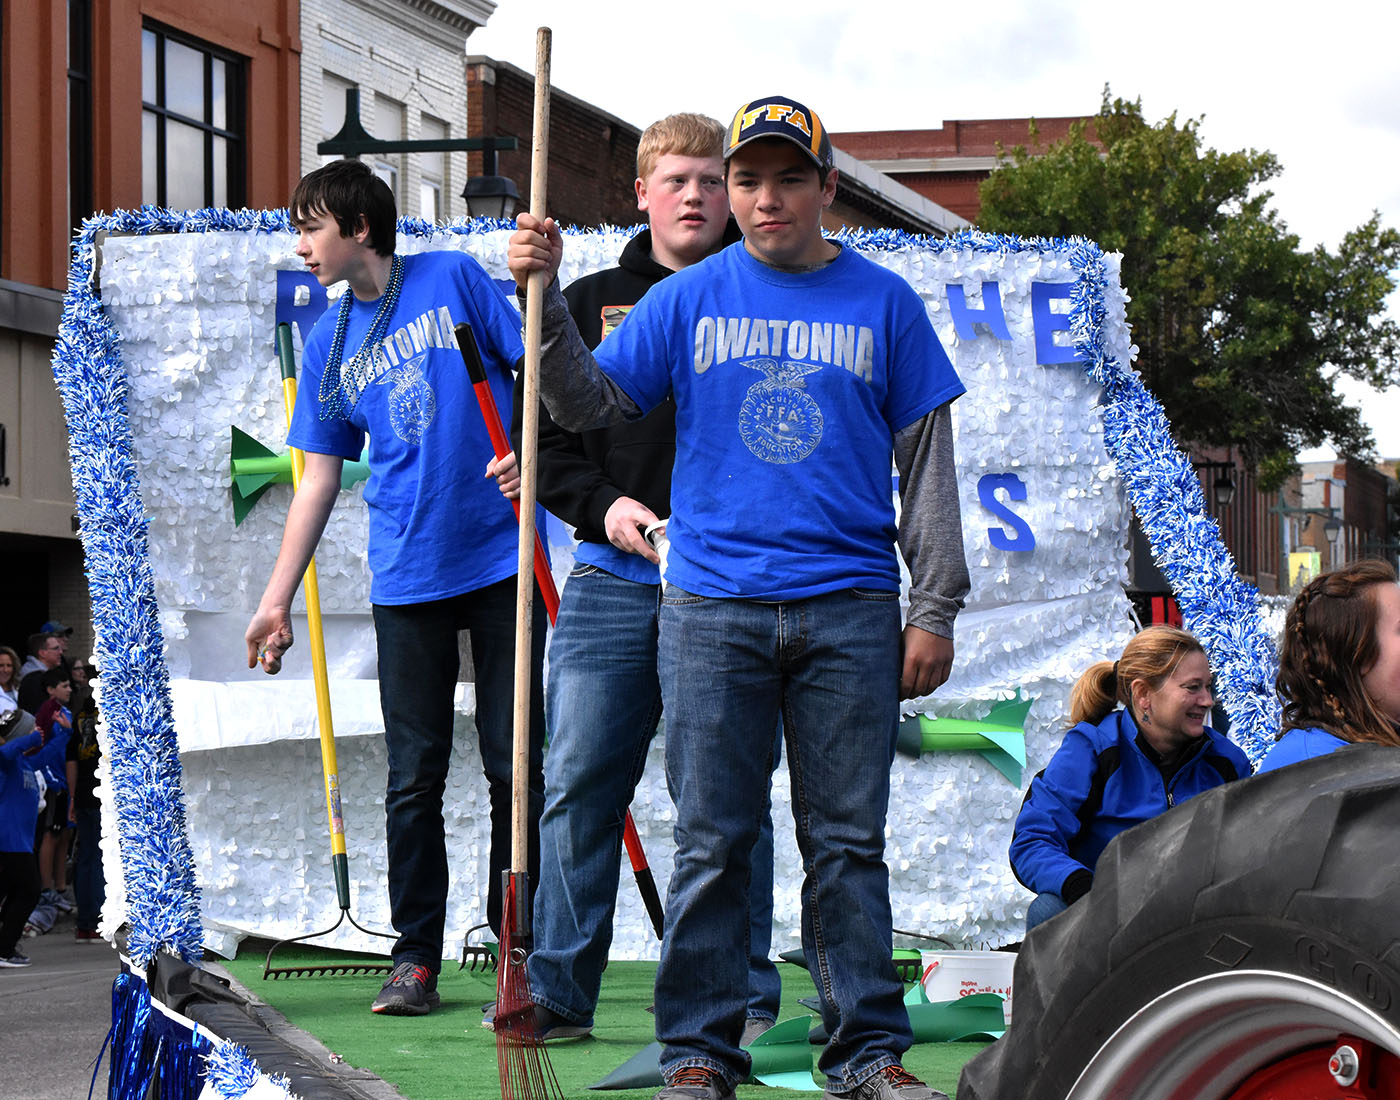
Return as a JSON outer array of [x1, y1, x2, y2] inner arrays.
[[511, 222, 741, 545]]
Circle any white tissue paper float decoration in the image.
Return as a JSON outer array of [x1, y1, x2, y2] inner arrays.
[[53, 208, 1278, 1100]]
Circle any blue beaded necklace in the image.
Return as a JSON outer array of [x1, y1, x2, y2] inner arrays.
[[317, 253, 405, 420]]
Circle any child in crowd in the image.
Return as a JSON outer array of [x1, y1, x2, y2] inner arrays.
[[32, 668, 74, 914], [1259, 559, 1400, 772]]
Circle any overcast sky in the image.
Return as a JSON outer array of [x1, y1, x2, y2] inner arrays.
[[468, 0, 1400, 455]]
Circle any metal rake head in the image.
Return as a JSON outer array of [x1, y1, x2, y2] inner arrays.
[[261, 908, 397, 980], [460, 922, 499, 972]]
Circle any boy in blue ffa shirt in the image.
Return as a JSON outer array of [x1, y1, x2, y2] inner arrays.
[[509, 97, 969, 1100], [246, 159, 546, 1017]]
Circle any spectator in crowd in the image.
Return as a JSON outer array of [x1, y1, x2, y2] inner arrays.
[[0, 646, 23, 713], [0, 723, 45, 967], [66, 660, 103, 942], [1010, 625, 1251, 931], [39, 621, 73, 666], [1258, 560, 1400, 772], [31, 668, 74, 915], [17, 634, 63, 714]]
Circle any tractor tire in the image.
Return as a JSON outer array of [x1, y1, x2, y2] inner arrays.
[[958, 744, 1400, 1100]]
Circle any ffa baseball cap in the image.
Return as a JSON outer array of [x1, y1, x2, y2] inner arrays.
[[40, 620, 73, 636], [725, 96, 834, 174]]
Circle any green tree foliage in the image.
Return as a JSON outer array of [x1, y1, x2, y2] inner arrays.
[[978, 90, 1400, 486]]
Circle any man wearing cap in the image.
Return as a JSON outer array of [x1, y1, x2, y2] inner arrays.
[[509, 95, 968, 1100]]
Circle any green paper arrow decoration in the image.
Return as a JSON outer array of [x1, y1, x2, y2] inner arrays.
[[589, 1016, 818, 1091], [907, 993, 1006, 1043], [896, 691, 1034, 785], [229, 425, 370, 526], [747, 1015, 820, 1090], [588, 1042, 662, 1090]]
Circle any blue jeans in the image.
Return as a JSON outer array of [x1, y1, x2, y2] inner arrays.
[[529, 566, 781, 1027], [654, 586, 910, 1091], [373, 575, 546, 971], [74, 805, 105, 932], [1025, 892, 1069, 931]]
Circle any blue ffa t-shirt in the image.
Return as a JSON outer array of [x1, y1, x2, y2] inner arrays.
[[592, 242, 964, 600], [289, 249, 527, 605]]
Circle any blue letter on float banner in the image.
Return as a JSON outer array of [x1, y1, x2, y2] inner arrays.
[[946, 282, 1013, 342], [978, 473, 1036, 552], [274, 270, 330, 350], [1030, 281, 1081, 365]]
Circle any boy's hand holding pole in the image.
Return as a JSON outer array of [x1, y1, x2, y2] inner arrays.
[[507, 213, 564, 292]]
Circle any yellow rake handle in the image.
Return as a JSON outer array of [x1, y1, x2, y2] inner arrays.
[[276, 323, 351, 907]]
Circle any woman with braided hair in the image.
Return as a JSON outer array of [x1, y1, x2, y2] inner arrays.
[[1009, 625, 1252, 931], [1257, 560, 1400, 773]]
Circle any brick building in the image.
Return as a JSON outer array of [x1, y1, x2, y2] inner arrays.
[[466, 57, 966, 236], [0, 0, 300, 660], [1297, 459, 1397, 573], [831, 116, 1095, 224], [300, 0, 493, 222]]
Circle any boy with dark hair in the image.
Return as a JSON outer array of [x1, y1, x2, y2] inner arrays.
[[245, 158, 546, 1016], [504, 113, 781, 1042], [509, 95, 968, 1100]]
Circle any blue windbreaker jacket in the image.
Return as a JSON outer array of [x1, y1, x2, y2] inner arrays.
[[1010, 708, 1251, 897]]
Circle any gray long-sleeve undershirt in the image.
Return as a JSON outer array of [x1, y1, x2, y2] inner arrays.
[[527, 279, 970, 638]]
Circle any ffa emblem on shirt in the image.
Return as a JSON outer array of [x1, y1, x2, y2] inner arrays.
[[738, 359, 824, 464], [600, 305, 632, 341], [378, 352, 437, 445]]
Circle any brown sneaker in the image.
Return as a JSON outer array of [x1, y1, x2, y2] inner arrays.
[[654, 1065, 736, 1100], [824, 1064, 949, 1100]]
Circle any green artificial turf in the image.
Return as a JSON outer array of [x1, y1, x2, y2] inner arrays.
[[222, 942, 986, 1100]]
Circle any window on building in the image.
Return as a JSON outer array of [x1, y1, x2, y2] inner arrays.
[[142, 23, 245, 210], [419, 114, 447, 223], [372, 95, 405, 203], [69, 0, 94, 237], [322, 72, 355, 167]]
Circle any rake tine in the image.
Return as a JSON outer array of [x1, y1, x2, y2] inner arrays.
[[461, 922, 500, 972]]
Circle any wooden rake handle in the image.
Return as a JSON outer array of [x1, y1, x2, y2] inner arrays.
[[510, 27, 552, 914]]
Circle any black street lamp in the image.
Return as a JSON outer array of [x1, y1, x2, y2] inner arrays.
[[318, 89, 520, 221], [461, 174, 519, 221], [1272, 493, 1345, 590], [1213, 472, 1236, 509]]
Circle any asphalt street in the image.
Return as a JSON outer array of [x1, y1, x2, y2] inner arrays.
[[0, 907, 119, 1100]]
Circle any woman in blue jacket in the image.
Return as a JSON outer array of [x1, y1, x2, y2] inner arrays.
[[1258, 559, 1400, 773], [1010, 625, 1251, 931]]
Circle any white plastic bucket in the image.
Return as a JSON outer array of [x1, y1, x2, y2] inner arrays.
[[920, 949, 1015, 1024]]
